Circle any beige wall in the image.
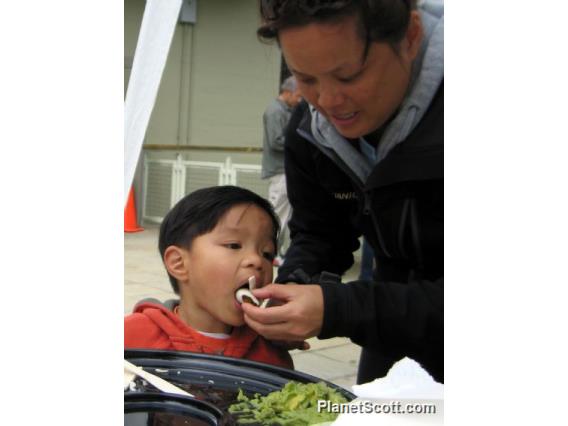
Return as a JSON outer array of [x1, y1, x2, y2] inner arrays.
[[125, 0, 281, 219], [187, 1, 281, 147], [124, 0, 282, 149]]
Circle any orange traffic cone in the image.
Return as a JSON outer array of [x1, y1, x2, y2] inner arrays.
[[125, 187, 144, 233]]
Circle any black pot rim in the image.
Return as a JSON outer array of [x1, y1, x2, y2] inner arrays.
[[125, 348, 356, 400]]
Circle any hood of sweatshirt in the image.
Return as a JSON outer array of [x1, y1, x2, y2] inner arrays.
[[133, 302, 259, 358]]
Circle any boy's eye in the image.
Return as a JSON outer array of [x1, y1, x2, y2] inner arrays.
[[224, 243, 241, 250], [263, 252, 275, 261]]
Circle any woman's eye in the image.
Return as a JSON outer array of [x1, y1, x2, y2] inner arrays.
[[338, 73, 360, 83], [224, 243, 241, 250], [298, 77, 316, 86]]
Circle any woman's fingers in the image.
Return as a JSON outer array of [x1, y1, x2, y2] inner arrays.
[[242, 284, 324, 341], [241, 302, 289, 324], [242, 308, 289, 340], [251, 283, 297, 300]]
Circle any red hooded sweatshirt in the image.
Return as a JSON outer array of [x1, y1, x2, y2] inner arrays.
[[125, 302, 293, 369]]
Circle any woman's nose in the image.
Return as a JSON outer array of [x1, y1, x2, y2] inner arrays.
[[317, 83, 344, 110]]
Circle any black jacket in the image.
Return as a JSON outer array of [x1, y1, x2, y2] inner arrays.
[[276, 83, 444, 382]]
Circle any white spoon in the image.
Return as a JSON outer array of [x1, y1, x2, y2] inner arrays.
[[124, 359, 194, 397]]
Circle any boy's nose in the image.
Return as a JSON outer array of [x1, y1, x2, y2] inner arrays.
[[243, 251, 263, 270]]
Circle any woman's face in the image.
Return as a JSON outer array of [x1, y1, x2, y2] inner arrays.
[[279, 13, 420, 139]]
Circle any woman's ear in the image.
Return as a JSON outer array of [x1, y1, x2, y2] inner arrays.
[[163, 245, 189, 283], [402, 10, 424, 61]]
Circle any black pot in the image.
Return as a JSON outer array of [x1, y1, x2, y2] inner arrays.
[[125, 349, 355, 425], [125, 392, 223, 426]]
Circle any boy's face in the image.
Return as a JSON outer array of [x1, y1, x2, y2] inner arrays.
[[176, 203, 275, 334]]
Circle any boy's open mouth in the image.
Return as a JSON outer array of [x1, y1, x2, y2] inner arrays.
[[235, 288, 260, 306], [237, 280, 252, 291], [235, 278, 260, 306], [235, 276, 270, 308]]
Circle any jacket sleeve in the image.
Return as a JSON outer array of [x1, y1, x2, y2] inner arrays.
[[276, 106, 360, 282], [318, 275, 444, 382]]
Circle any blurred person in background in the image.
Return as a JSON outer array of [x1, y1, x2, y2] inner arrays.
[[261, 76, 302, 265]]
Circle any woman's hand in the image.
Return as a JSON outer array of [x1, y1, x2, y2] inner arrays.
[[241, 283, 324, 342]]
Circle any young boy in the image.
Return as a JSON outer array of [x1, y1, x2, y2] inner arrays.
[[124, 186, 293, 369]]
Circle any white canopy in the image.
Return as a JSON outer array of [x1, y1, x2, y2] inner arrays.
[[124, 0, 182, 206]]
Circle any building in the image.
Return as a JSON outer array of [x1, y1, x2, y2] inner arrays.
[[125, 0, 282, 223]]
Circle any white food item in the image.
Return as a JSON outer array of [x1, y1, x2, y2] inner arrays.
[[235, 275, 270, 308], [235, 288, 260, 306], [248, 276, 257, 290]]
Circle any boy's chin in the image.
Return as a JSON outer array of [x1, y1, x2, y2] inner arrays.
[[232, 318, 246, 327], [224, 315, 245, 328]]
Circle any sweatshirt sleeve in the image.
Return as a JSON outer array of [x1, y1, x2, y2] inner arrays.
[[318, 276, 443, 382], [263, 105, 288, 152]]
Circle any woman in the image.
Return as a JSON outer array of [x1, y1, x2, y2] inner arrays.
[[243, 0, 444, 383]]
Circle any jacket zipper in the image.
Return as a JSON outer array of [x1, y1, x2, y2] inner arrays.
[[409, 198, 424, 270], [363, 191, 392, 258], [298, 128, 393, 259], [398, 198, 411, 259]]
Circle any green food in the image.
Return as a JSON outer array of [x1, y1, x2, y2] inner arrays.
[[228, 381, 348, 425]]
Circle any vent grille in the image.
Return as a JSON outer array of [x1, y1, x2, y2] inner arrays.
[[184, 165, 221, 195], [143, 161, 173, 222], [235, 167, 268, 199], [142, 156, 268, 223]]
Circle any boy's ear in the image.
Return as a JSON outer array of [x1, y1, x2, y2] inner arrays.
[[163, 245, 189, 283]]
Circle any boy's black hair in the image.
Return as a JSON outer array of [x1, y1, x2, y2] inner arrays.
[[158, 185, 280, 294]]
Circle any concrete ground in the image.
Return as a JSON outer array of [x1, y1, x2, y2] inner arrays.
[[125, 225, 363, 390]]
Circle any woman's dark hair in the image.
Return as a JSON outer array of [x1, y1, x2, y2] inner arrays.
[[258, 0, 417, 53], [159, 185, 280, 294]]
